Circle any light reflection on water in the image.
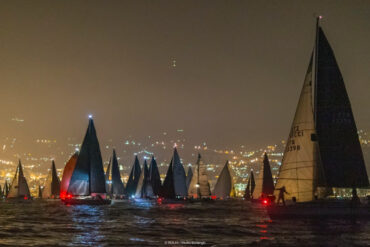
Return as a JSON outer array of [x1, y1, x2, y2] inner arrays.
[[0, 200, 368, 246]]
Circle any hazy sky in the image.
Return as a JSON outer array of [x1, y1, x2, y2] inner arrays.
[[0, 0, 369, 149]]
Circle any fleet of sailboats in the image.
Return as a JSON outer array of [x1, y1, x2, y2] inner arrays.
[[0, 19, 368, 220]]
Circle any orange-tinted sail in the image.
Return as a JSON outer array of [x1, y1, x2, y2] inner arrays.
[[60, 152, 78, 199]]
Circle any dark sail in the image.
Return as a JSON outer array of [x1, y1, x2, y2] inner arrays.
[[111, 149, 125, 195], [141, 160, 150, 197], [4, 181, 9, 197], [186, 166, 193, 189], [149, 156, 162, 196], [250, 171, 256, 195], [172, 148, 187, 196], [315, 27, 369, 188], [125, 156, 141, 197], [262, 153, 274, 195], [68, 119, 107, 195], [51, 161, 60, 197], [38, 185, 43, 198], [161, 158, 175, 198], [244, 176, 251, 200]]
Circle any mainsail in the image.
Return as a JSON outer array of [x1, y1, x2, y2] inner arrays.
[[250, 171, 256, 197], [7, 160, 31, 198], [3, 181, 9, 198], [213, 160, 233, 198], [60, 152, 78, 199], [135, 160, 154, 198], [314, 26, 369, 188], [186, 167, 193, 189], [67, 118, 107, 196], [188, 154, 211, 198], [38, 185, 43, 198], [125, 156, 141, 197], [253, 153, 274, 198], [172, 148, 188, 197], [42, 160, 61, 198], [161, 148, 188, 198], [162, 158, 175, 198], [275, 56, 318, 202], [111, 149, 125, 196], [148, 156, 162, 196]]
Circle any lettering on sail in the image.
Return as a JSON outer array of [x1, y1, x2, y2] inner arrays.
[[287, 125, 303, 152]]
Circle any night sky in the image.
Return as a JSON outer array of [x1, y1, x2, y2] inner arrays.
[[0, 1, 369, 150]]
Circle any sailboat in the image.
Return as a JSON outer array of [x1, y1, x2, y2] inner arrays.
[[63, 117, 110, 205], [244, 171, 256, 200], [42, 161, 61, 199], [38, 185, 43, 199], [160, 148, 188, 200], [186, 166, 193, 189], [135, 160, 154, 199], [252, 153, 275, 203], [188, 154, 211, 199], [212, 160, 233, 199], [125, 155, 141, 198], [268, 17, 369, 219], [104, 150, 125, 200], [3, 181, 9, 198], [7, 160, 31, 201], [148, 156, 162, 196], [60, 152, 78, 199]]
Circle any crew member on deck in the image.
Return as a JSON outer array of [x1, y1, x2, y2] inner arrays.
[[275, 186, 289, 206]]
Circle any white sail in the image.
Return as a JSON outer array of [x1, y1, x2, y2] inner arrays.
[[252, 170, 263, 199], [212, 161, 233, 198], [188, 154, 211, 198], [8, 161, 30, 198], [275, 57, 317, 202]]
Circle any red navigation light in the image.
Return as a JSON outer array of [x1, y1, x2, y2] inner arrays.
[[60, 191, 66, 199], [66, 194, 72, 199], [211, 196, 217, 200], [262, 199, 269, 205], [157, 197, 163, 204], [24, 196, 28, 200]]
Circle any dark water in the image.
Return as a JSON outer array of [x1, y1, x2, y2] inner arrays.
[[0, 200, 369, 247]]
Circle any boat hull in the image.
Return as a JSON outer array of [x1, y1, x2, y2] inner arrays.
[[62, 198, 111, 205], [267, 202, 370, 220]]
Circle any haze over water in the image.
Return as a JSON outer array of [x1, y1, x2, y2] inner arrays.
[[0, 201, 369, 246]]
